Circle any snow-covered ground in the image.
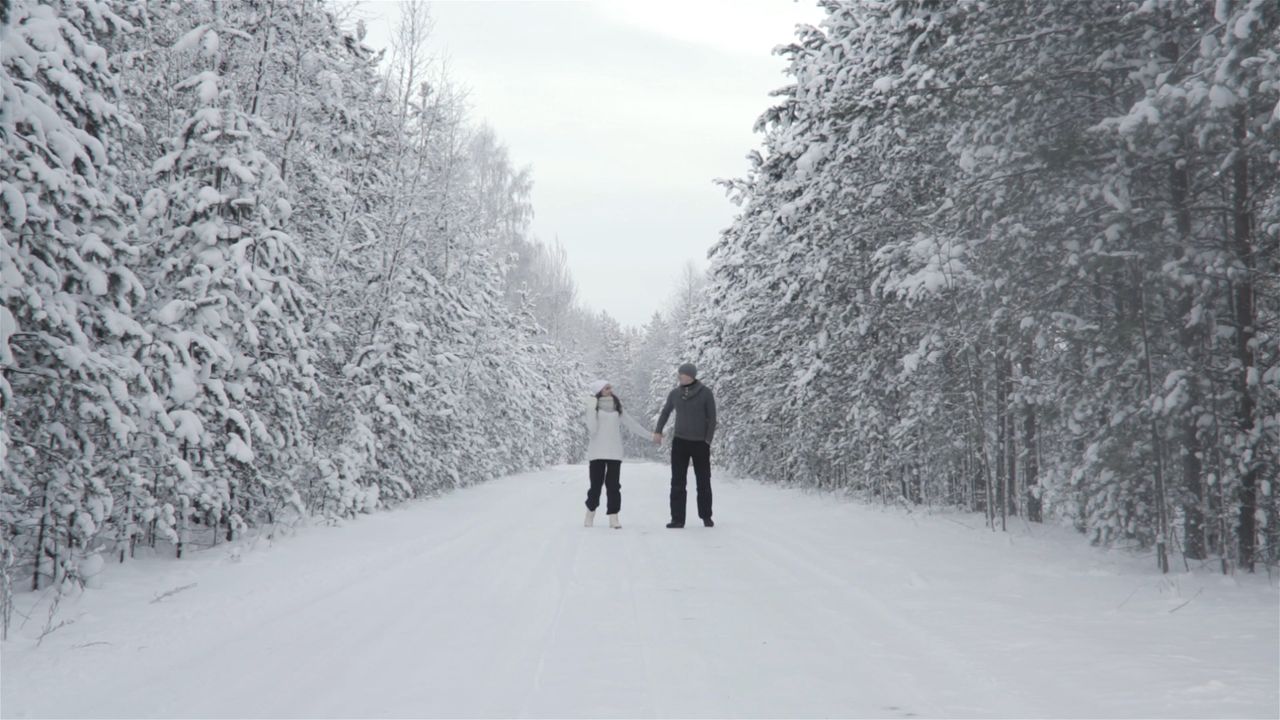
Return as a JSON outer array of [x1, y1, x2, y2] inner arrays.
[[3, 463, 1277, 719]]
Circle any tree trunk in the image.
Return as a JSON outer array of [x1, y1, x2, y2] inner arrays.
[[1021, 342, 1041, 522], [1171, 154, 1206, 560], [1005, 349, 1018, 519], [226, 482, 236, 543], [32, 479, 49, 592], [996, 343, 1009, 530], [1137, 265, 1170, 573], [966, 345, 996, 531], [246, 0, 276, 117], [1231, 105, 1258, 573]]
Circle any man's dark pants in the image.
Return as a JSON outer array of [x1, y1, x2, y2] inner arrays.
[[670, 437, 711, 525]]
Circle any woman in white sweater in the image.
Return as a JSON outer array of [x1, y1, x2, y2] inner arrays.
[[583, 379, 651, 529]]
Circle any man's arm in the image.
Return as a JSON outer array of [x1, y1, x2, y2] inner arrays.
[[704, 388, 717, 444], [654, 390, 675, 434]]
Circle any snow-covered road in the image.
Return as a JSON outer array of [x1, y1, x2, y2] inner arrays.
[[3, 463, 1277, 718]]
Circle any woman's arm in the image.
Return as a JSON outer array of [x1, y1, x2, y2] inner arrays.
[[619, 407, 650, 439], [583, 396, 598, 434]]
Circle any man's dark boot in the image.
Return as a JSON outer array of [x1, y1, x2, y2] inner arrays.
[[702, 518, 714, 528], [666, 521, 684, 529]]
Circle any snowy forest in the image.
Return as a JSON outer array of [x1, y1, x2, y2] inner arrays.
[[688, 0, 1279, 575], [2, 0, 1278, 649], [0, 0, 703, 638]]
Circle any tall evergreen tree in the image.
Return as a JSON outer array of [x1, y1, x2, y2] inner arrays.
[[1, 0, 151, 598]]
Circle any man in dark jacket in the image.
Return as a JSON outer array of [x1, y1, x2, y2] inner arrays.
[[652, 363, 717, 528]]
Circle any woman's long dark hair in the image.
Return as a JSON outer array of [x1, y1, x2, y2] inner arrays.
[[595, 389, 622, 414]]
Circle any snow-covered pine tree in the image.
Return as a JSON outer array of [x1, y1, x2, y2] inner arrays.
[[1, 0, 152, 609], [136, 2, 316, 554]]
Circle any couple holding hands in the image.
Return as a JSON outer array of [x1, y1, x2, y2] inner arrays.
[[582, 363, 716, 530]]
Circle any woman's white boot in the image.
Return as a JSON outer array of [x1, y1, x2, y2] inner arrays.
[[608, 514, 621, 529], [584, 510, 595, 527]]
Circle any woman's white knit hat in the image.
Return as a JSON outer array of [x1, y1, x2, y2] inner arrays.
[[588, 379, 610, 395]]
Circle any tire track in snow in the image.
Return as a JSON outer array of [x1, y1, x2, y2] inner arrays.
[[621, 525, 659, 719], [517, 522, 585, 718]]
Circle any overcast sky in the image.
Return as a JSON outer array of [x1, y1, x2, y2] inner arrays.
[[360, 1, 823, 326]]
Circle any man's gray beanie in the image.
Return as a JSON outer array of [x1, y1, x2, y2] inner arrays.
[[678, 363, 698, 378]]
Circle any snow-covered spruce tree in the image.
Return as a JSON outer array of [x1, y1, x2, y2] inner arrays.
[[286, 8, 432, 515], [507, 237, 579, 342], [692, 1, 963, 496], [448, 124, 583, 479], [636, 311, 673, 416], [1186, 0, 1280, 571], [501, 235, 588, 462], [318, 36, 485, 502], [1, 0, 152, 613], [135, 3, 317, 555]]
